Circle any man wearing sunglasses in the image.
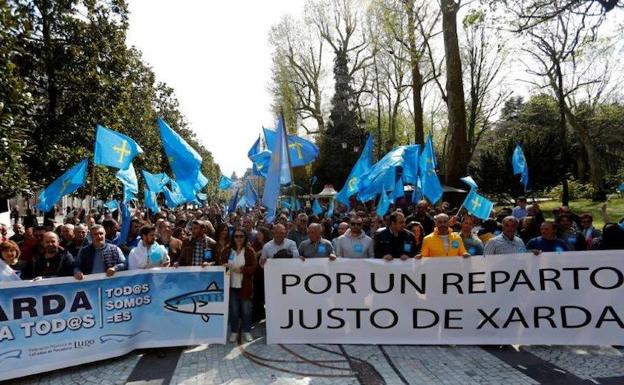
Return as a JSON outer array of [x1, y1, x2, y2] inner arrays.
[[335, 216, 374, 258]]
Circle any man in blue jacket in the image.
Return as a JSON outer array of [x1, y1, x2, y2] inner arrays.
[[74, 224, 126, 280]]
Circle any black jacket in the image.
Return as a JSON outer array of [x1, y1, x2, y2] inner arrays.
[[374, 228, 417, 258], [23, 249, 74, 279]]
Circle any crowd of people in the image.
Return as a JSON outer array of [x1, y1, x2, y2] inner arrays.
[[1, 196, 623, 343]]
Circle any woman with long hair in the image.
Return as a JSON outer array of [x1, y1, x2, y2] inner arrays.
[[225, 228, 257, 343]]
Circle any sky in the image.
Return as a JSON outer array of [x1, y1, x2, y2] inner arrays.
[[126, 0, 306, 178]]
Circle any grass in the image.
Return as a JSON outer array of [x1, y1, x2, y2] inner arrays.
[[497, 196, 624, 229]]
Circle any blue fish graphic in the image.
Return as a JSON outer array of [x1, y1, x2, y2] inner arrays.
[[0, 349, 21, 363], [99, 330, 150, 344], [164, 281, 224, 322]]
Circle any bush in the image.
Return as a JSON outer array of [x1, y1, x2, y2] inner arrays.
[[546, 178, 597, 200]]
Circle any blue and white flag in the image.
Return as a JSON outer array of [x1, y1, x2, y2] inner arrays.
[[262, 127, 319, 167], [104, 200, 118, 211], [228, 188, 240, 214], [94, 125, 143, 170], [312, 199, 323, 216], [116, 163, 138, 204], [336, 135, 374, 205], [262, 115, 291, 222], [325, 199, 334, 218], [158, 118, 202, 181], [144, 189, 160, 213], [512, 144, 530, 191], [36, 159, 88, 212], [243, 180, 258, 206], [419, 136, 443, 204], [218, 175, 233, 190], [376, 189, 391, 218], [460, 176, 478, 190], [142, 171, 170, 193], [116, 201, 132, 247]]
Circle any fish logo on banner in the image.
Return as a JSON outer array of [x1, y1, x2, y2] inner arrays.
[[163, 281, 224, 322]]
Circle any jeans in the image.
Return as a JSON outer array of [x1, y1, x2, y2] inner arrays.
[[229, 288, 252, 333]]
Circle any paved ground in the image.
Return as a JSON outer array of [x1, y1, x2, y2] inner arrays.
[[6, 323, 624, 385]]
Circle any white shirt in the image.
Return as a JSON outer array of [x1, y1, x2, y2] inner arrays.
[[128, 240, 170, 270], [0, 259, 21, 282], [261, 238, 299, 259], [229, 249, 246, 289]]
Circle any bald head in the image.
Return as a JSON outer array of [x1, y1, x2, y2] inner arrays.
[[307, 223, 323, 242], [43, 232, 60, 256], [273, 224, 287, 243]]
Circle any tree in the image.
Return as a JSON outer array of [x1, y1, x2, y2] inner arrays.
[[440, 0, 469, 186], [269, 15, 326, 134], [310, 0, 370, 188], [521, 5, 615, 200], [0, 1, 33, 198], [462, 9, 510, 160]]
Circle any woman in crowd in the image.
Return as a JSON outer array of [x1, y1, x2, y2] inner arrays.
[[406, 221, 425, 254], [224, 228, 257, 343], [0, 240, 22, 282], [213, 223, 231, 265]]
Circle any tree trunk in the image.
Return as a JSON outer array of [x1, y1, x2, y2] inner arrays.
[[405, 0, 424, 146], [564, 108, 606, 201], [374, 55, 383, 159], [441, 0, 469, 186], [555, 64, 570, 206]]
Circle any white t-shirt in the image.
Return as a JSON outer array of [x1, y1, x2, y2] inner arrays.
[[229, 249, 246, 289]]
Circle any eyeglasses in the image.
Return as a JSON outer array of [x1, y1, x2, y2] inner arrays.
[[234, 234, 245, 239]]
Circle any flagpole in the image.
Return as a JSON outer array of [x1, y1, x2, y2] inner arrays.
[[89, 163, 96, 213], [281, 110, 297, 212]]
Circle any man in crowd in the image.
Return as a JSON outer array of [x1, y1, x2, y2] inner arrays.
[[20, 225, 47, 263], [526, 221, 569, 253], [557, 213, 586, 251], [102, 218, 120, 244], [74, 224, 126, 279], [66, 223, 89, 258], [335, 216, 374, 258], [128, 225, 170, 269], [299, 223, 336, 261], [579, 213, 601, 250], [23, 232, 74, 279], [9, 223, 25, 245], [459, 216, 483, 256], [60, 224, 75, 249], [512, 196, 528, 219], [406, 200, 434, 235], [419, 213, 469, 258], [177, 220, 216, 267], [157, 220, 182, 264], [287, 213, 309, 246], [120, 218, 143, 254], [242, 217, 257, 244], [259, 224, 299, 266], [483, 216, 527, 255], [374, 211, 417, 261]]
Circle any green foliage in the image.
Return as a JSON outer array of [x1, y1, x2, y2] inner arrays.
[[314, 50, 367, 189], [545, 178, 596, 201], [1, 0, 220, 202]]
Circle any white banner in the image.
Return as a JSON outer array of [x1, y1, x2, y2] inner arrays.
[[265, 251, 624, 345]]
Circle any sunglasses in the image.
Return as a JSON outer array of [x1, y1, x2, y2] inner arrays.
[[350, 222, 362, 226]]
